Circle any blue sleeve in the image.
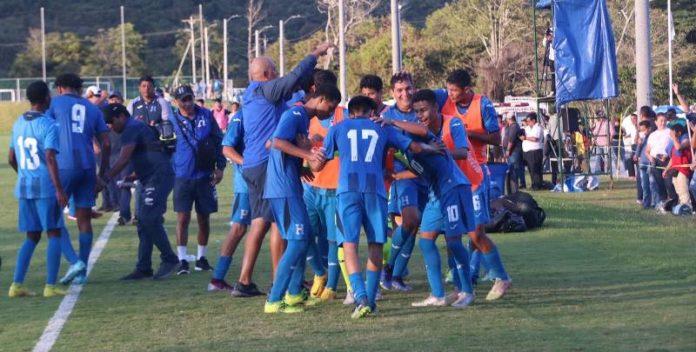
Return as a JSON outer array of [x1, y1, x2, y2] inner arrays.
[[434, 88, 449, 111], [386, 126, 413, 153], [120, 124, 139, 146], [260, 55, 317, 104], [273, 109, 302, 141], [222, 112, 243, 147], [323, 125, 337, 160], [449, 118, 469, 149], [43, 120, 60, 152], [91, 106, 109, 134], [480, 97, 500, 133]]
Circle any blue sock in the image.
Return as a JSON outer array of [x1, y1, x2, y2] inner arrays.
[[60, 227, 79, 264], [387, 227, 404, 268], [13, 238, 38, 283], [46, 236, 61, 285], [447, 254, 462, 289], [327, 242, 339, 290], [349, 272, 366, 302], [419, 238, 444, 298], [289, 250, 307, 295], [268, 240, 307, 303], [482, 247, 510, 281], [318, 234, 329, 268], [212, 256, 232, 280], [306, 239, 325, 276], [78, 232, 93, 266], [447, 239, 473, 294], [393, 232, 415, 278], [470, 249, 482, 283], [366, 270, 380, 307]]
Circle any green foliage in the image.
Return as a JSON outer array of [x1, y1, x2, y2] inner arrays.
[[9, 30, 83, 77], [82, 23, 146, 77]]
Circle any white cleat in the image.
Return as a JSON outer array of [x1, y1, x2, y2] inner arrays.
[[451, 292, 475, 308], [445, 290, 461, 305], [486, 279, 512, 301], [411, 295, 447, 307], [343, 289, 355, 305]]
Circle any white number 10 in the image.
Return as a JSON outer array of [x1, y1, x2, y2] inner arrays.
[[347, 129, 379, 162]]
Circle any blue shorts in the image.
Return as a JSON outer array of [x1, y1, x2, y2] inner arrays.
[[242, 162, 273, 222], [173, 177, 218, 214], [18, 198, 64, 232], [393, 179, 429, 212], [229, 192, 251, 225], [472, 176, 491, 226], [60, 168, 97, 209], [336, 192, 387, 245], [269, 197, 311, 241], [303, 185, 339, 242], [419, 185, 475, 237]]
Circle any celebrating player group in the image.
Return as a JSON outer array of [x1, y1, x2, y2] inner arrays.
[[8, 42, 511, 319]]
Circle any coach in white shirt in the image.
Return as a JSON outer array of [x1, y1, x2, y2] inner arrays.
[[521, 112, 545, 190]]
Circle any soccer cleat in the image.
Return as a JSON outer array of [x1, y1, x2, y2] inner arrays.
[[411, 295, 447, 307], [351, 297, 372, 319], [451, 292, 475, 308], [391, 278, 412, 292], [43, 285, 67, 298], [153, 261, 181, 280], [309, 274, 327, 298], [177, 260, 190, 275], [72, 272, 87, 285], [319, 287, 337, 301], [284, 293, 305, 307], [59, 260, 86, 285], [120, 269, 153, 280], [486, 279, 512, 301], [264, 301, 304, 314], [8, 283, 36, 298], [195, 257, 213, 272], [230, 282, 265, 297], [208, 279, 234, 292], [445, 291, 461, 305], [375, 287, 383, 301], [380, 265, 393, 290], [117, 217, 129, 226], [343, 290, 355, 305]]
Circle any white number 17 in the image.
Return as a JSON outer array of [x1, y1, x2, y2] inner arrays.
[[347, 129, 379, 162]]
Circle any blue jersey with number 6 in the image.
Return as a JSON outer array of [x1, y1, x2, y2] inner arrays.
[[323, 117, 412, 198], [45, 94, 108, 170], [10, 112, 60, 199]]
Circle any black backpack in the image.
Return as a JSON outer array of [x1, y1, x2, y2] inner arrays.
[[501, 191, 546, 229]]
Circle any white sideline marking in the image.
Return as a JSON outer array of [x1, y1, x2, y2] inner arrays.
[[33, 213, 119, 352]]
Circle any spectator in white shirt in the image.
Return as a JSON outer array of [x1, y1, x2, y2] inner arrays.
[[521, 112, 545, 190], [645, 113, 671, 207], [621, 113, 638, 179]]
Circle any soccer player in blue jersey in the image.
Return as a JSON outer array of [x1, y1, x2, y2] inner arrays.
[[208, 111, 251, 292], [46, 73, 111, 286], [312, 95, 442, 318], [263, 84, 341, 314], [8, 81, 69, 298], [380, 72, 426, 292], [435, 70, 512, 300]]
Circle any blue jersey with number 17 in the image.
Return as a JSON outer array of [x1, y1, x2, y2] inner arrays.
[[323, 117, 413, 199], [45, 94, 108, 170], [10, 112, 60, 199]]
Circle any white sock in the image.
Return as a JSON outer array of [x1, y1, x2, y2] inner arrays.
[[177, 246, 187, 261], [197, 245, 207, 259]]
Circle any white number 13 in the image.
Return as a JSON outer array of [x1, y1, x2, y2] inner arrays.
[[347, 129, 379, 162]]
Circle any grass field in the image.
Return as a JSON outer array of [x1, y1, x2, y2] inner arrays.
[[0, 131, 695, 352]]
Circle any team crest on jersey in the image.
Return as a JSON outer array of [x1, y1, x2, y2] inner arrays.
[[197, 118, 206, 128], [295, 224, 304, 235]]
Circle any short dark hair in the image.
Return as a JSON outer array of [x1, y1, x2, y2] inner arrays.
[[390, 71, 413, 89], [301, 69, 337, 92], [670, 123, 686, 134], [638, 120, 652, 129], [101, 103, 130, 125], [360, 75, 383, 92], [446, 69, 472, 89], [666, 109, 678, 121], [348, 95, 376, 116], [412, 89, 437, 107], [526, 112, 538, 121], [314, 84, 341, 103], [214, 98, 222, 104], [196, 99, 205, 105], [54, 73, 83, 90], [139, 75, 155, 84], [639, 105, 655, 119], [26, 81, 50, 104]]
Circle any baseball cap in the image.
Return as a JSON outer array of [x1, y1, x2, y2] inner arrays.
[[108, 90, 123, 100], [85, 85, 102, 97], [174, 85, 194, 100], [667, 119, 686, 129], [101, 103, 130, 124]]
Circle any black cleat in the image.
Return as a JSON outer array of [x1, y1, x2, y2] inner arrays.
[[195, 257, 213, 271], [177, 260, 190, 275], [154, 261, 180, 280], [120, 269, 153, 281], [230, 282, 265, 297]]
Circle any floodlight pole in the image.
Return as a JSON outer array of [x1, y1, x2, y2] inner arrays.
[[120, 5, 127, 98], [199, 4, 205, 90], [41, 7, 46, 82], [339, 0, 347, 102], [635, 0, 652, 110], [390, 0, 402, 74], [279, 15, 302, 76]]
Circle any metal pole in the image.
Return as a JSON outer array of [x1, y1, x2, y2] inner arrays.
[[338, 0, 347, 102], [532, 0, 541, 115], [187, 16, 197, 87], [199, 4, 205, 89], [120, 5, 127, 99], [668, 0, 673, 106], [205, 26, 210, 98], [40, 7, 46, 82], [263, 34, 267, 55], [390, 0, 402, 73], [255, 30, 260, 58], [635, 0, 652, 110], [224, 18, 228, 101], [279, 19, 285, 76]]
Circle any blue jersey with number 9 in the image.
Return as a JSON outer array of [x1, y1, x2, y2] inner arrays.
[[323, 117, 412, 198], [45, 94, 109, 170]]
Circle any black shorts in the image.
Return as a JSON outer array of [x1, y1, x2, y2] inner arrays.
[[242, 162, 274, 222], [173, 177, 218, 214]]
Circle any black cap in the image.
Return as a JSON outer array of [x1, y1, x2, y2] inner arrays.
[[102, 103, 130, 124], [174, 85, 194, 100]]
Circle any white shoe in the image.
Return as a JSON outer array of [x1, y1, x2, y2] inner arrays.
[[343, 290, 355, 305], [486, 279, 512, 301], [451, 292, 475, 308], [411, 295, 447, 307], [445, 290, 460, 305]]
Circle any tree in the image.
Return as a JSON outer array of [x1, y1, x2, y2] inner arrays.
[[246, 0, 266, 64], [316, 0, 380, 67], [10, 29, 83, 77], [82, 23, 146, 77]]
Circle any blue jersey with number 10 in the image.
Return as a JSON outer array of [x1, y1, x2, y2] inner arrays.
[[45, 94, 108, 170], [10, 112, 60, 199], [323, 117, 412, 199]]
